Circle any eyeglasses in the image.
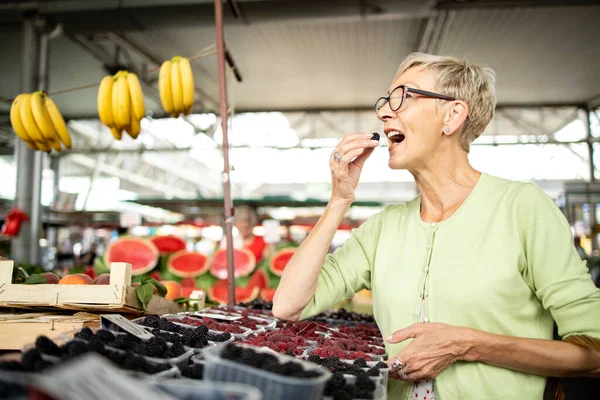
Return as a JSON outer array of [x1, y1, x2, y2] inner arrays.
[[375, 85, 456, 113]]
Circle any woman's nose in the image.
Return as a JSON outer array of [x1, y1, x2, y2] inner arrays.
[[377, 101, 394, 122]]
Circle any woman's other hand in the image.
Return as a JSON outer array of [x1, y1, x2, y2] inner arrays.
[[330, 133, 379, 205], [386, 322, 476, 381]]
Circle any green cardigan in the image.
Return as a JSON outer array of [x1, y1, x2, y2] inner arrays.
[[300, 173, 600, 399]]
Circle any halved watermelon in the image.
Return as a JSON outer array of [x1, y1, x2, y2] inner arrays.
[[209, 248, 256, 279], [247, 269, 268, 290], [208, 286, 260, 304], [260, 288, 276, 302], [151, 235, 187, 255], [268, 248, 295, 277], [167, 250, 209, 278], [104, 236, 159, 276]]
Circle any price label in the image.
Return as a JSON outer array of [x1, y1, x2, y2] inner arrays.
[[101, 314, 154, 340], [194, 312, 242, 321]]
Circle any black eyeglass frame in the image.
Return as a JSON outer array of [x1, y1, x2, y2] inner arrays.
[[375, 85, 456, 112]]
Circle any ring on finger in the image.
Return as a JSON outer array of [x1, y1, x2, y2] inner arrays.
[[333, 151, 342, 162], [391, 358, 405, 371]]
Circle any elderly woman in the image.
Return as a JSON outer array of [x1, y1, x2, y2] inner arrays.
[[273, 53, 600, 399]]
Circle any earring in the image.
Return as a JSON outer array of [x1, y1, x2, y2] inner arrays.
[[444, 127, 450, 133]]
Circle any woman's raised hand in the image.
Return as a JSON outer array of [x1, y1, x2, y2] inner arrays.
[[330, 133, 379, 205]]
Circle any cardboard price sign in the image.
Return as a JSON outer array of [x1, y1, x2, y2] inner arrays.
[[101, 314, 154, 340]]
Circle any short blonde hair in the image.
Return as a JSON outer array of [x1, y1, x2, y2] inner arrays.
[[395, 53, 497, 152]]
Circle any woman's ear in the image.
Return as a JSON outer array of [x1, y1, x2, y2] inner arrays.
[[443, 100, 469, 136]]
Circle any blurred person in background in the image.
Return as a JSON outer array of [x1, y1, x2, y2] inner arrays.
[[221, 205, 267, 263], [273, 53, 600, 399]]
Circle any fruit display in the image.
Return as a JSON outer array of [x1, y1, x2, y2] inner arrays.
[[0, 304, 385, 398], [314, 308, 376, 324], [166, 250, 209, 278], [209, 248, 257, 279], [10, 91, 72, 152], [159, 56, 195, 117], [268, 247, 296, 277], [151, 235, 188, 255], [97, 70, 145, 140], [103, 236, 160, 276]]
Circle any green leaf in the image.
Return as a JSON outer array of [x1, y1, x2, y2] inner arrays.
[[146, 279, 167, 297], [135, 282, 155, 311], [172, 297, 189, 304], [24, 274, 49, 284]]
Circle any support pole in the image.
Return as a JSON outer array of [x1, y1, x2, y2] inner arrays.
[[11, 14, 43, 265], [585, 107, 598, 252], [214, 0, 236, 305]]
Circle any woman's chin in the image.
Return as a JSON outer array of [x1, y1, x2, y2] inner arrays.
[[388, 157, 409, 170]]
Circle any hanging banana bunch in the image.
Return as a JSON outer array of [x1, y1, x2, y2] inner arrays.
[[9, 91, 72, 152], [159, 56, 194, 117], [97, 70, 145, 140]]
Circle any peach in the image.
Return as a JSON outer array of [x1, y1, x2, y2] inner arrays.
[[161, 281, 183, 301], [40, 272, 60, 284], [58, 274, 93, 285], [93, 273, 110, 285]]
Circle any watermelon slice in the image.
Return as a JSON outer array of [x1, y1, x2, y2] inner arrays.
[[104, 236, 159, 276], [247, 269, 268, 290], [209, 248, 256, 279], [151, 235, 187, 255], [208, 286, 260, 304], [167, 250, 209, 278], [260, 288, 276, 302], [268, 248, 296, 277]]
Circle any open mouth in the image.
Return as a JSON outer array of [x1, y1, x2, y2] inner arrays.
[[387, 131, 406, 144]]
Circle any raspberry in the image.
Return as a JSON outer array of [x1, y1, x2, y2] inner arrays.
[[278, 342, 288, 351]]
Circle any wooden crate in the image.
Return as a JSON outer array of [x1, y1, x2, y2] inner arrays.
[[0, 312, 100, 350], [0, 260, 183, 315]]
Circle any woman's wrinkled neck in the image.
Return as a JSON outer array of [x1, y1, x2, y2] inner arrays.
[[410, 146, 481, 223]]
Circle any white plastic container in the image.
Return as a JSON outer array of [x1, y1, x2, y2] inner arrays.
[[153, 379, 263, 400], [203, 344, 331, 400]]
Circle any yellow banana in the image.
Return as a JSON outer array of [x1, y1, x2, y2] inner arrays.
[[10, 94, 38, 150], [170, 57, 184, 116], [19, 93, 49, 151], [159, 60, 174, 115], [112, 72, 130, 129], [126, 73, 145, 121], [126, 116, 141, 139], [31, 91, 62, 152], [179, 57, 194, 115], [98, 75, 114, 128], [44, 96, 72, 149], [110, 127, 122, 141]]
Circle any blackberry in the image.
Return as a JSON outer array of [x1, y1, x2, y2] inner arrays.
[[366, 367, 380, 376], [355, 390, 374, 399], [144, 361, 170, 374], [35, 336, 61, 356], [279, 361, 303, 376], [207, 332, 231, 342], [63, 340, 90, 359], [142, 315, 161, 329], [221, 344, 242, 360], [355, 375, 376, 392], [147, 337, 168, 357], [123, 354, 145, 372], [374, 361, 388, 369], [196, 325, 209, 335], [159, 318, 177, 332], [21, 349, 43, 371], [114, 336, 137, 352], [75, 327, 94, 341], [166, 341, 186, 358], [325, 356, 340, 364], [307, 354, 322, 364], [0, 361, 26, 372], [87, 337, 107, 354], [95, 330, 115, 344], [134, 342, 149, 356], [332, 389, 353, 400], [370, 132, 380, 141], [181, 362, 204, 379], [348, 365, 367, 376], [284, 351, 295, 357], [324, 372, 346, 395], [353, 358, 368, 368]]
